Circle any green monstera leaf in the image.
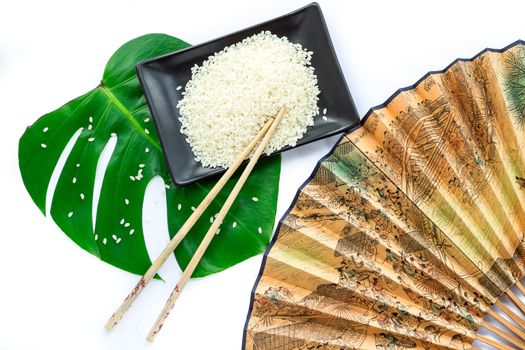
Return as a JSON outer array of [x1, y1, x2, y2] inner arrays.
[[18, 34, 280, 277]]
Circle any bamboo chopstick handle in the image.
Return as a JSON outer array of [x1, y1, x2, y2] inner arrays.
[[146, 107, 286, 342], [104, 116, 276, 331]]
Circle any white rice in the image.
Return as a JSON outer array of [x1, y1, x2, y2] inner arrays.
[[177, 31, 320, 168]]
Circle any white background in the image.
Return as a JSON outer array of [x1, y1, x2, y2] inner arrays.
[[2, 0, 525, 349]]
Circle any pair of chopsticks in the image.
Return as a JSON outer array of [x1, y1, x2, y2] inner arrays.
[[105, 107, 286, 341]]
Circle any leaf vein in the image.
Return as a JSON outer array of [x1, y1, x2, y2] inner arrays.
[[99, 85, 161, 150]]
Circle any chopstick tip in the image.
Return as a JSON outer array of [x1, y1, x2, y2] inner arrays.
[[104, 318, 116, 332]]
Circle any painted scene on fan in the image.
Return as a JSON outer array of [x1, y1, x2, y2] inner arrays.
[[244, 42, 525, 349]]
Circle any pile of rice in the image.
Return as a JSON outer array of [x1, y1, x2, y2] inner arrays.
[[176, 31, 320, 168]]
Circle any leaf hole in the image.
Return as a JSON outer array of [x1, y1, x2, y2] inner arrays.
[[142, 175, 180, 281], [45, 128, 83, 216], [92, 133, 118, 230]]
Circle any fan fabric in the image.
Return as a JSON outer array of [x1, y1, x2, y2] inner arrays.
[[244, 41, 525, 350]]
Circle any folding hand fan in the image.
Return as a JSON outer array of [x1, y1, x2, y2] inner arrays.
[[243, 41, 525, 350]]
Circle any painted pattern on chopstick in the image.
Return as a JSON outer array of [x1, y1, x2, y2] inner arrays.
[[245, 42, 525, 349]]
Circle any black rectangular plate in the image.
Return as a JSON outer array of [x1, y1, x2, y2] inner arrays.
[[136, 2, 360, 186]]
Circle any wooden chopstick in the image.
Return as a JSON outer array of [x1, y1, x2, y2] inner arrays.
[[105, 115, 277, 331], [146, 107, 286, 342]]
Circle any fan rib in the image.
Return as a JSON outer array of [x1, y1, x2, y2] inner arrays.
[[505, 289, 525, 317], [495, 300, 525, 332], [482, 321, 525, 348], [487, 308, 525, 341], [476, 334, 516, 350], [516, 281, 525, 297]]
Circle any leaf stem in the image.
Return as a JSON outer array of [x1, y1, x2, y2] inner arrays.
[[99, 83, 161, 151]]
